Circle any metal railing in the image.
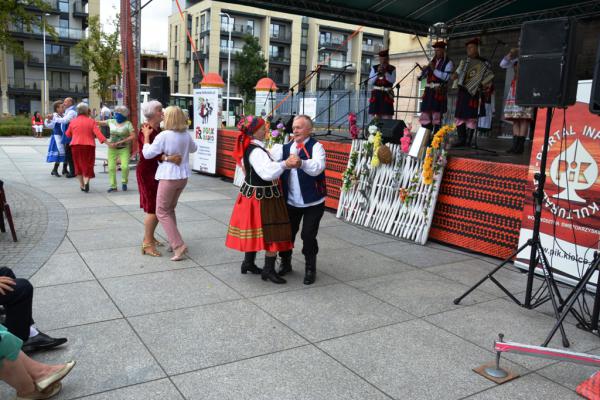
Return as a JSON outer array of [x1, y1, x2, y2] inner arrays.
[[317, 79, 354, 91], [319, 38, 346, 47], [221, 23, 257, 37], [318, 59, 352, 69], [8, 76, 87, 93], [26, 51, 83, 67], [10, 24, 84, 40], [270, 30, 292, 41], [269, 55, 290, 63], [219, 46, 243, 54], [362, 43, 384, 53]]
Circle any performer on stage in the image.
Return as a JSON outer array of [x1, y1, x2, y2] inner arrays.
[[417, 41, 453, 133], [500, 48, 533, 154], [451, 38, 494, 147], [368, 49, 396, 119], [271, 115, 327, 285], [225, 115, 294, 284]]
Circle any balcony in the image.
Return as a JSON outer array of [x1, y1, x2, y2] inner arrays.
[[317, 78, 353, 91], [24, 0, 60, 14], [319, 38, 346, 50], [10, 24, 84, 42], [269, 55, 290, 64], [318, 59, 354, 70], [199, 24, 210, 36], [219, 46, 243, 56], [7, 76, 87, 96], [361, 62, 373, 73], [221, 23, 258, 38], [270, 30, 292, 43], [72, 2, 88, 18], [26, 51, 84, 71], [193, 49, 209, 61], [362, 43, 384, 54]]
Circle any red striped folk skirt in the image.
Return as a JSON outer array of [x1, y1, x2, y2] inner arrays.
[[225, 190, 293, 253], [71, 144, 96, 178]]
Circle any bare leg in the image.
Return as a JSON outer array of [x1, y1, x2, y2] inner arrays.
[[144, 213, 159, 244], [0, 352, 63, 396], [77, 175, 84, 188]]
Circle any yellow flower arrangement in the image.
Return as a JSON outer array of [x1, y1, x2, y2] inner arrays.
[[421, 125, 454, 185], [370, 130, 382, 168]]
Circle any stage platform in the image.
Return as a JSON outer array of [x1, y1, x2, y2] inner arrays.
[[215, 129, 528, 260]]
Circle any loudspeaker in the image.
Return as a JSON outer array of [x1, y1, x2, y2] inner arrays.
[[149, 76, 170, 107], [378, 119, 406, 144], [590, 40, 600, 115], [516, 17, 579, 107]]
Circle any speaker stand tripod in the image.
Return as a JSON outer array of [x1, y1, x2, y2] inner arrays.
[[454, 107, 570, 348]]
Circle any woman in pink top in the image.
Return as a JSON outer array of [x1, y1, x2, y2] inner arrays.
[[31, 112, 44, 138], [65, 103, 107, 192]]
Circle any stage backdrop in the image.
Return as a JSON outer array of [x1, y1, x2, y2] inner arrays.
[[192, 87, 219, 174], [515, 103, 600, 286]]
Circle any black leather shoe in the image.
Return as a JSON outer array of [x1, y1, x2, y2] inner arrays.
[[241, 262, 262, 274], [261, 256, 286, 284], [277, 252, 293, 276], [304, 268, 316, 285], [22, 331, 67, 353], [66, 174, 76, 178], [84, 182, 89, 192]]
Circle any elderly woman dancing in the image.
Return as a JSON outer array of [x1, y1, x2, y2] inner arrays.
[[65, 102, 107, 192], [142, 106, 196, 261], [137, 101, 182, 257]]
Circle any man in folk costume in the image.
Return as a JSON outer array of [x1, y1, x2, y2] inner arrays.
[[271, 115, 326, 285], [368, 49, 396, 119], [417, 41, 453, 134], [452, 37, 494, 147], [225, 115, 295, 284]]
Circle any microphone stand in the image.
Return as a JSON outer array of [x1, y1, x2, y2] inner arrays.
[[359, 74, 371, 139], [317, 64, 351, 138], [394, 63, 420, 117]]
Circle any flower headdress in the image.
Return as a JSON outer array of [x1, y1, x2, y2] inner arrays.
[[233, 115, 266, 167]]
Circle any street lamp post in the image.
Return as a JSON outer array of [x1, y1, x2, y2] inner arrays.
[[42, 13, 50, 115], [220, 12, 232, 126]]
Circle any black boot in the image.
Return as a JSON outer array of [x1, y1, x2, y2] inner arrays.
[[466, 129, 474, 147], [506, 136, 518, 154], [51, 163, 60, 177], [241, 252, 261, 274], [514, 136, 526, 154], [278, 250, 293, 276], [453, 124, 467, 147], [62, 163, 68, 176], [262, 256, 286, 284], [304, 255, 317, 285]]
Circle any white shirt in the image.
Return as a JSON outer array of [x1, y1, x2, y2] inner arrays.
[[368, 65, 396, 86], [50, 106, 77, 126], [246, 139, 286, 182], [142, 130, 198, 180], [270, 137, 326, 208]]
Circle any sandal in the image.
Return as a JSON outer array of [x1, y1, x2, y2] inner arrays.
[[153, 239, 165, 247], [141, 242, 162, 257]]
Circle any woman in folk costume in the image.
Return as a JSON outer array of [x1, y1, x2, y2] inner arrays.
[[500, 48, 533, 154], [225, 115, 293, 284], [45, 100, 66, 177]]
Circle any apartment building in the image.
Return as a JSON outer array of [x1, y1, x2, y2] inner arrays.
[[141, 51, 168, 92], [0, 0, 100, 116], [167, 0, 387, 96]]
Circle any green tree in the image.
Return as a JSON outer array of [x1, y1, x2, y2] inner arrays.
[[1, 1, 57, 57], [74, 15, 121, 104], [233, 34, 267, 102]]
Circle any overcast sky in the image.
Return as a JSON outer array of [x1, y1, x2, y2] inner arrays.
[[100, 0, 171, 52]]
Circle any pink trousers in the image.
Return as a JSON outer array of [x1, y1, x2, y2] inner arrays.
[[156, 178, 187, 250]]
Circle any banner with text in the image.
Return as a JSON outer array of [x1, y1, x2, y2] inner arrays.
[[515, 102, 600, 287], [193, 88, 219, 174]]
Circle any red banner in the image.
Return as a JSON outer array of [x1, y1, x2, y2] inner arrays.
[[515, 102, 600, 285]]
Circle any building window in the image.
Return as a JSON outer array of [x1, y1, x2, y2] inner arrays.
[[201, 14, 206, 31], [58, 0, 69, 13], [270, 23, 280, 38], [300, 49, 307, 65], [195, 16, 199, 34], [220, 39, 233, 51], [59, 15, 69, 37], [50, 71, 69, 89], [221, 15, 234, 31], [246, 20, 254, 35], [301, 27, 308, 45]]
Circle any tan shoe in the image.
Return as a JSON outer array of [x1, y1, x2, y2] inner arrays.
[[16, 382, 62, 400], [35, 361, 76, 392]]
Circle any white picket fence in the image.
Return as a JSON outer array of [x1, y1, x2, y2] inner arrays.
[[336, 140, 445, 245]]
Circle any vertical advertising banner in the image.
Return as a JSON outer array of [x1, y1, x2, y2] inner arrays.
[[193, 88, 219, 174], [515, 102, 600, 287], [298, 97, 317, 120], [255, 91, 274, 118]]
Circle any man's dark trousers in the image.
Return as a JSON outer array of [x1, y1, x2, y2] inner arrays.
[[284, 202, 325, 259], [0, 267, 34, 341]]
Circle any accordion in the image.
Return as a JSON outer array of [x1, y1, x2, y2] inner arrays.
[[452, 58, 494, 96]]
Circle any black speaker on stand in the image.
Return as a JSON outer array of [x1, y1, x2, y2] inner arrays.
[[149, 76, 171, 107], [456, 17, 582, 349]]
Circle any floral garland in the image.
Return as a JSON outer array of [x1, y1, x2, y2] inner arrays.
[[341, 150, 359, 192], [367, 125, 382, 168], [421, 124, 454, 185], [348, 112, 359, 139]]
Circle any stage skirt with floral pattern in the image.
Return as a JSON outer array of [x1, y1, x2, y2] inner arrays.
[[225, 183, 293, 253]]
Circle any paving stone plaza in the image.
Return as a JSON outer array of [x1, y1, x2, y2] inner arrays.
[[0, 136, 598, 399]]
